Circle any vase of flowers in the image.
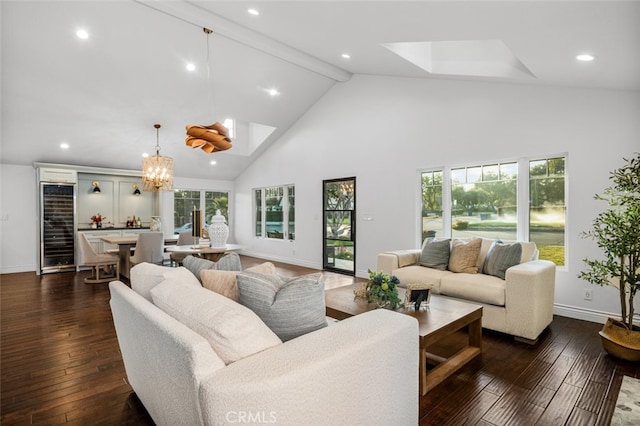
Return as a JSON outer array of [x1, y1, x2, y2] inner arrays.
[[366, 270, 402, 310], [90, 213, 105, 229]]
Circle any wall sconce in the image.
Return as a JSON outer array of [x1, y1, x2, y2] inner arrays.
[[92, 181, 101, 193], [133, 184, 141, 196]]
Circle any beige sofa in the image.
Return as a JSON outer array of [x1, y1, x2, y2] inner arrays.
[[109, 263, 419, 426], [377, 238, 556, 343]]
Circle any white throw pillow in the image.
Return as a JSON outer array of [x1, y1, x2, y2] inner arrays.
[[131, 263, 201, 301], [151, 279, 282, 365]]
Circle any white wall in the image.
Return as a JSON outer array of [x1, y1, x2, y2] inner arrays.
[[0, 164, 38, 273], [233, 74, 640, 324]]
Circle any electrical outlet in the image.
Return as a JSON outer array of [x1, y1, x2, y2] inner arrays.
[[583, 288, 593, 301]]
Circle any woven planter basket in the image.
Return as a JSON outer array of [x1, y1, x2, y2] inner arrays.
[[599, 318, 640, 362]]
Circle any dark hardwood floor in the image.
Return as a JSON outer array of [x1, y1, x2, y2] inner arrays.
[[1, 257, 637, 425]]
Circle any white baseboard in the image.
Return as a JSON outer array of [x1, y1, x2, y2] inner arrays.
[[238, 250, 321, 271], [554, 303, 640, 326], [0, 264, 37, 274], [239, 251, 371, 279]]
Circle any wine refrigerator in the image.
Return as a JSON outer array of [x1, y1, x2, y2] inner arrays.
[[40, 183, 77, 274]]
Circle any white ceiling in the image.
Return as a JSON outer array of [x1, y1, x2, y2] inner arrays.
[[2, 1, 639, 180]]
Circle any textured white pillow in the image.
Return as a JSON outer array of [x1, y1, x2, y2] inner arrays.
[[131, 263, 201, 301], [163, 266, 202, 288], [151, 279, 282, 365]]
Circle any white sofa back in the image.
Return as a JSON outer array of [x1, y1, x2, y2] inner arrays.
[[110, 267, 421, 425], [110, 281, 224, 425]]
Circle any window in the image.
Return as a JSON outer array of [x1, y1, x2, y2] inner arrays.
[[287, 185, 295, 240], [451, 162, 517, 241], [420, 155, 566, 266], [255, 189, 262, 237], [254, 185, 295, 240], [421, 170, 443, 240], [205, 191, 229, 224], [174, 190, 200, 233], [174, 189, 230, 235], [529, 157, 565, 266]]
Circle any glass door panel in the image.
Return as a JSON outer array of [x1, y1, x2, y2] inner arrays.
[[323, 177, 356, 275]]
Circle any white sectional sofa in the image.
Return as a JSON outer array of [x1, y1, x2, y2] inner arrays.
[[377, 238, 556, 343], [109, 263, 420, 426]]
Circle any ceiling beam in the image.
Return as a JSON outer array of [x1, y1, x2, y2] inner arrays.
[[135, 0, 352, 83]]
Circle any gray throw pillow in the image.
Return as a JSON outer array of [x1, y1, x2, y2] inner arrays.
[[483, 241, 522, 279], [420, 238, 451, 270], [237, 271, 327, 341], [182, 253, 242, 282]]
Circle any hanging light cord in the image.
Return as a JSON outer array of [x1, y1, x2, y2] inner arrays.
[[154, 124, 161, 155], [204, 28, 213, 119]]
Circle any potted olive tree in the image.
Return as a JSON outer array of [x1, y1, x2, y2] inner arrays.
[[579, 153, 640, 361]]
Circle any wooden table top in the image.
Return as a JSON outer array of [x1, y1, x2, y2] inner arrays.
[[164, 244, 243, 254], [100, 235, 179, 245], [325, 284, 482, 344]]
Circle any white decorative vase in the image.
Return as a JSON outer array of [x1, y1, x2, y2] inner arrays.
[[208, 210, 229, 248], [150, 216, 162, 232]]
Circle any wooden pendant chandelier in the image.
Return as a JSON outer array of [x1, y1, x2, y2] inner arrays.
[[185, 122, 232, 153], [185, 28, 232, 154]]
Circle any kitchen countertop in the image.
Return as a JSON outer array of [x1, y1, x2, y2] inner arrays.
[[78, 227, 151, 231]]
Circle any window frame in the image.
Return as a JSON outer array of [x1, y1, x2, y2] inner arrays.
[[419, 153, 567, 267], [253, 184, 295, 241], [173, 188, 231, 235]]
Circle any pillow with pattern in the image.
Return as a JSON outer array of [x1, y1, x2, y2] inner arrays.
[[237, 271, 327, 341], [448, 238, 482, 273], [483, 241, 522, 279], [419, 238, 451, 270]]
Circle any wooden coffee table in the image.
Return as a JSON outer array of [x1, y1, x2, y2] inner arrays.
[[325, 284, 482, 395]]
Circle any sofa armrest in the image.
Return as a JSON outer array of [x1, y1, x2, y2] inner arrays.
[[199, 309, 419, 426], [109, 281, 225, 426], [504, 260, 556, 341], [377, 249, 421, 274]]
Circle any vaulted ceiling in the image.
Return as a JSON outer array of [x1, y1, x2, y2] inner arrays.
[[2, 1, 639, 180]]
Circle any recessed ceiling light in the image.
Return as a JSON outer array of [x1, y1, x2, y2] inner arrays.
[[76, 29, 89, 40], [267, 88, 280, 97], [142, 153, 149, 158], [210, 160, 217, 165], [341, 53, 351, 59], [576, 54, 595, 62], [248, 8, 259, 16], [60, 143, 69, 149], [186, 63, 196, 71]]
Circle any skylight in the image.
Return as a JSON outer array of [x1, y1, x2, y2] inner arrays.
[[382, 40, 535, 80]]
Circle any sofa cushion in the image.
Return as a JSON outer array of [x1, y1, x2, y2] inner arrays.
[[476, 238, 496, 271], [182, 253, 242, 282], [419, 238, 451, 271], [150, 279, 281, 365], [200, 262, 277, 302], [448, 238, 482, 273], [483, 241, 523, 279], [237, 271, 327, 342], [390, 250, 420, 267], [440, 273, 506, 306], [392, 265, 451, 294], [130, 263, 201, 301], [519, 241, 537, 263]]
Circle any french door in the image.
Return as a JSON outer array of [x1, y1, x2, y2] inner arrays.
[[323, 177, 356, 275]]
